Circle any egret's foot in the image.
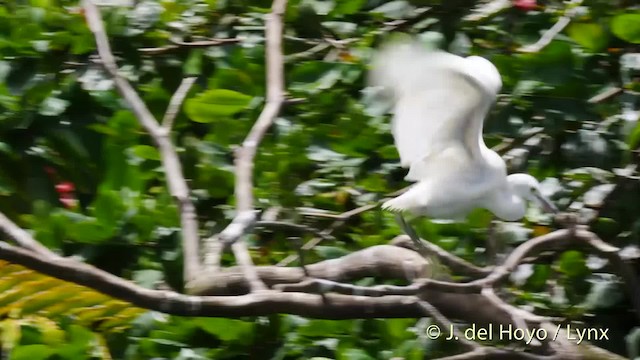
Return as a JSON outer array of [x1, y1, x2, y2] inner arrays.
[[395, 213, 428, 254]]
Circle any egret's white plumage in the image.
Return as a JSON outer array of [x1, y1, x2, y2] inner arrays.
[[370, 40, 557, 222]]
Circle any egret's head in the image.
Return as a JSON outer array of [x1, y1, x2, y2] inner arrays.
[[507, 174, 558, 214], [464, 56, 502, 96]]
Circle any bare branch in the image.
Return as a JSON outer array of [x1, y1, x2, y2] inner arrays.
[[162, 77, 197, 130], [189, 245, 429, 295], [255, 221, 336, 242], [82, 0, 201, 282], [234, 0, 288, 211], [517, 4, 583, 53], [208, 0, 289, 291], [139, 38, 241, 55], [588, 86, 623, 104], [0, 212, 57, 257], [0, 240, 423, 318], [518, 17, 571, 53], [491, 127, 545, 154]]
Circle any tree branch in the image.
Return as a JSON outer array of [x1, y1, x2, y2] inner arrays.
[[162, 76, 197, 130], [517, 3, 583, 53], [212, 0, 289, 292], [0, 212, 57, 257], [82, 0, 201, 282]]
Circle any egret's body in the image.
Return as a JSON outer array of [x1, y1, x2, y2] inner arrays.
[[370, 41, 556, 223]]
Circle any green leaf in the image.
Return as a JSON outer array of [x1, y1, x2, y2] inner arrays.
[[558, 250, 589, 278], [10, 344, 55, 360], [299, 319, 352, 337], [131, 145, 161, 161], [331, 0, 366, 15], [184, 89, 252, 123], [611, 14, 640, 44], [183, 49, 203, 75], [567, 23, 607, 52], [91, 189, 125, 230], [525, 264, 550, 291], [628, 120, 640, 150], [338, 348, 375, 360], [194, 318, 253, 342], [67, 220, 116, 243]]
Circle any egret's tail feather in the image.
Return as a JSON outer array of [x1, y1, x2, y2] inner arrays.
[[381, 197, 410, 213]]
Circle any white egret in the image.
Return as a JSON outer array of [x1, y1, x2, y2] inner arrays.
[[369, 40, 557, 252]]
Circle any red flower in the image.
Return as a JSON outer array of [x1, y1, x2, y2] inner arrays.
[[513, 0, 537, 11]]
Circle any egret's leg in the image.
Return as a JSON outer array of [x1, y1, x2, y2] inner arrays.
[[395, 213, 429, 254], [395, 214, 446, 279], [486, 217, 497, 265]]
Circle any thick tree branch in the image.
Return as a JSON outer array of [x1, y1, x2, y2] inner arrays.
[[0, 223, 629, 359], [188, 244, 429, 295], [82, 0, 201, 282]]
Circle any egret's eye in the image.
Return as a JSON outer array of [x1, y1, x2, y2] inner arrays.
[[529, 186, 536, 192]]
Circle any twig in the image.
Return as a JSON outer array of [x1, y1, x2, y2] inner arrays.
[[139, 38, 241, 55], [284, 43, 330, 62], [588, 87, 623, 104], [162, 77, 197, 130], [517, 4, 583, 53], [82, 0, 201, 282], [517, 17, 571, 53], [491, 127, 545, 154], [255, 221, 336, 242], [463, 0, 511, 22]]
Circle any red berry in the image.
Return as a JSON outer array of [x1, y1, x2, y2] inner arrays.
[[55, 181, 75, 193], [513, 0, 536, 11]]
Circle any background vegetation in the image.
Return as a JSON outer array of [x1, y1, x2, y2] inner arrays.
[[1, 0, 640, 358]]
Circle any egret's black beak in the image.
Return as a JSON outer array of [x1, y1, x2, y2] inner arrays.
[[534, 192, 558, 214]]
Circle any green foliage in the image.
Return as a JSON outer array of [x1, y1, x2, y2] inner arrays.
[[611, 13, 640, 44], [1, 0, 640, 358], [185, 89, 253, 122]]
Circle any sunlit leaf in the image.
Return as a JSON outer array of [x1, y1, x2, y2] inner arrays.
[[611, 14, 640, 44], [185, 89, 252, 123], [567, 23, 607, 52]]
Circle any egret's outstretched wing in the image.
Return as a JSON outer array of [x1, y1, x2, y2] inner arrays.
[[369, 41, 501, 181]]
